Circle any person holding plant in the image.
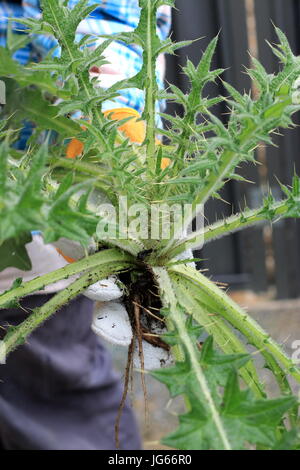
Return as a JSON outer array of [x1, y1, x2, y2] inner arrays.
[[0, 0, 171, 450]]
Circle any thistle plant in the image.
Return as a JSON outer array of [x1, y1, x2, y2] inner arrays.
[[1, 0, 300, 450]]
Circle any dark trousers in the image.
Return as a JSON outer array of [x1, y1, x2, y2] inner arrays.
[[0, 295, 141, 450]]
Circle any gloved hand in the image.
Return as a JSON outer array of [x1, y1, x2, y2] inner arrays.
[[92, 300, 173, 370], [292, 77, 300, 105], [90, 246, 194, 372], [53, 237, 124, 300]]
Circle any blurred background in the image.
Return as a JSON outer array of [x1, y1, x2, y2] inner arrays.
[[166, 0, 300, 301]]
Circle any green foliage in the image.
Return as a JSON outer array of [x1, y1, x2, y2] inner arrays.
[[0, 234, 32, 271], [1, 0, 300, 450], [154, 336, 296, 450], [0, 139, 98, 250]]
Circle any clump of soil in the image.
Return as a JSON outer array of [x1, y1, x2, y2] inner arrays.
[[115, 264, 170, 448], [119, 266, 170, 352]]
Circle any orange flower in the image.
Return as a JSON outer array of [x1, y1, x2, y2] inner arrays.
[[65, 107, 171, 168], [104, 108, 171, 168], [161, 156, 171, 170], [66, 138, 84, 159], [103, 108, 146, 144]]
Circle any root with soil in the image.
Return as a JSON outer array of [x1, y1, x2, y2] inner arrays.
[[114, 266, 170, 448]]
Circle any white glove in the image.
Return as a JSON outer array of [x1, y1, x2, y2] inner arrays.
[[90, 247, 195, 370], [174, 248, 195, 268], [54, 235, 191, 370], [92, 300, 173, 370], [172, 225, 196, 268], [91, 300, 132, 346], [52, 237, 96, 263], [84, 276, 123, 302], [292, 77, 300, 105], [53, 237, 123, 301], [53, 237, 172, 369]]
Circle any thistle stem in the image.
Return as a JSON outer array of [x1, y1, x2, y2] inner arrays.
[[171, 265, 300, 384], [144, 0, 159, 176], [174, 279, 265, 399], [2, 266, 111, 358], [155, 267, 232, 451], [203, 201, 288, 243], [0, 249, 133, 309], [163, 199, 290, 260], [192, 122, 257, 209], [51, 157, 108, 179]]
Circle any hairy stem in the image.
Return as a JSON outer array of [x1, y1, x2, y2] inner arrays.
[[203, 200, 289, 244], [51, 156, 108, 179], [154, 267, 232, 451], [0, 248, 133, 309], [173, 278, 265, 399], [2, 266, 111, 358], [163, 198, 291, 260], [172, 265, 299, 426], [192, 122, 256, 209], [171, 265, 300, 384], [262, 352, 299, 427], [158, 123, 258, 257], [144, 0, 159, 176]]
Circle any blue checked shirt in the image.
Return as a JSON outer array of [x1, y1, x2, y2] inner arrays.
[[0, 1, 171, 113]]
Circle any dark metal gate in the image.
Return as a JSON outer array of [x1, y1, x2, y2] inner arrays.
[[166, 0, 300, 299]]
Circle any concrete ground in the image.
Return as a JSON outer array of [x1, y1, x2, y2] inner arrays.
[[108, 296, 300, 449]]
